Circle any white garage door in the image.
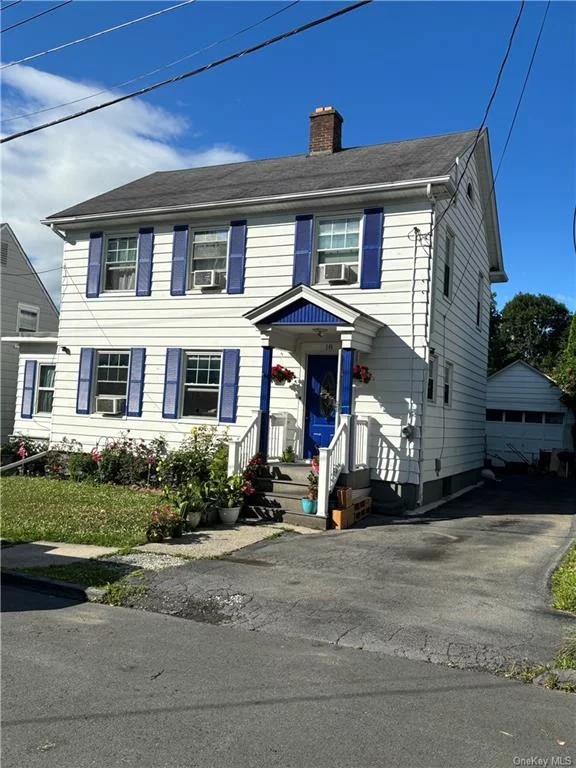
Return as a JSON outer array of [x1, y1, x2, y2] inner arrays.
[[486, 408, 565, 463]]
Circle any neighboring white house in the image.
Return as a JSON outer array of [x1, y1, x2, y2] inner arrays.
[[0, 223, 59, 445], [9, 107, 507, 519], [486, 360, 573, 465]]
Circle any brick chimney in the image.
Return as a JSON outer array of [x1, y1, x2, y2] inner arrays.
[[309, 106, 343, 154]]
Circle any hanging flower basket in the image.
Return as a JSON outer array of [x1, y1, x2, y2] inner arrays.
[[353, 364, 373, 384], [271, 364, 295, 385]]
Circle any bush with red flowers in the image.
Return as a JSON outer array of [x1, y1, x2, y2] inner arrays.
[[271, 364, 295, 384], [353, 364, 373, 384]]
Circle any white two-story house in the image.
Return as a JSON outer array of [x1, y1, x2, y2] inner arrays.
[[10, 107, 506, 522]]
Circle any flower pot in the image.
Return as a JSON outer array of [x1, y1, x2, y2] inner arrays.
[[219, 506, 241, 526], [186, 510, 202, 530], [146, 526, 164, 543], [301, 498, 317, 515], [170, 524, 184, 538]]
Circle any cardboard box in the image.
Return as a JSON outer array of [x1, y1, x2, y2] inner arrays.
[[332, 497, 372, 530], [336, 486, 353, 508]]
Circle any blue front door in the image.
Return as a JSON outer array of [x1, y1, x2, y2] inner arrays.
[[304, 355, 338, 458]]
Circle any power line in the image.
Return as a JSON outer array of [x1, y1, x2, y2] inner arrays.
[[2, 265, 61, 276], [431, 0, 526, 238], [2, 1, 300, 125], [1, 0, 196, 70], [447, 0, 550, 311], [1, 0, 372, 144], [0, 1, 23, 11], [1, 0, 73, 34]]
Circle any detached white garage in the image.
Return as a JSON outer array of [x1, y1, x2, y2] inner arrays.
[[486, 360, 573, 465]]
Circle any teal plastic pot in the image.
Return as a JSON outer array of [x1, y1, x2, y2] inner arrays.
[[301, 498, 317, 515]]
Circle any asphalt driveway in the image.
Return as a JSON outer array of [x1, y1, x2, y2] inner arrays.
[[130, 475, 575, 671]]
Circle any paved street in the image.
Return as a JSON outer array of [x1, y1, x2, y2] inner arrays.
[[2, 584, 575, 768], [128, 476, 575, 670]]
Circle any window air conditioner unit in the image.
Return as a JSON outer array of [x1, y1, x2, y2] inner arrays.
[[95, 396, 126, 415], [193, 270, 221, 289], [321, 263, 350, 283]]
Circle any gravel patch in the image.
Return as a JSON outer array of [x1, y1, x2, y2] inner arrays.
[[102, 552, 188, 571]]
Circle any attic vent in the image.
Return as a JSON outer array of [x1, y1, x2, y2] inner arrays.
[[1, 242, 7, 266]]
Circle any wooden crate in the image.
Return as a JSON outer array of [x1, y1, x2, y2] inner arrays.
[[335, 486, 353, 508], [332, 496, 372, 530]]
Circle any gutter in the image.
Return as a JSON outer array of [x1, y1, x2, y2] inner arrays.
[[41, 175, 454, 227]]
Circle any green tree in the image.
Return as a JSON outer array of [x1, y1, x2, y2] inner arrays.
[[498, 293, 570, 373], [554, 312, 576, 410]]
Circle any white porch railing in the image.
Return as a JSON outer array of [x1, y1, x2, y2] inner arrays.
[[268, 413, 288, 459], [227, 411, 261, 476], [317, 415, 350, 518]]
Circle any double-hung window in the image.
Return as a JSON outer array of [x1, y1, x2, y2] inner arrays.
[[17, 304, 39, 333], [95, 351, 130, 413], [104, 236, 138, 291], [443, 231, 454, 298], [183, 352, 222, 417], [188, 230, 228, 289], [36, 364, 56, 413], [316, 216, 361, 282]]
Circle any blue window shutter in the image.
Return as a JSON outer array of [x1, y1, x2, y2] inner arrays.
[[227, 220, 247, 294], [86, 232, 103, 298], [126, 348, 146, 417], [21, 360, 37, 419], [292, 215, 314, 286], [360, 208, 384, 289], [170, 225, 189, 296], [219, 349, 240, 424], [136, 228, 154, 296], [162, 348, 182, 419], [76, 348, 95, 414]]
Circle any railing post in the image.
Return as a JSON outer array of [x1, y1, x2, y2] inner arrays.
[[228, 440, 240, 476], [317, 447, 330, 518], [340, 414, 351, 473], [348, 414, 356, 471]]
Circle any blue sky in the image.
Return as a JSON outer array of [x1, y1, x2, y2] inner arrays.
[[2, 1, 574, 308]]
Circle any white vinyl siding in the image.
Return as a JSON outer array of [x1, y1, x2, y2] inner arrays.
[[104, 236, 137, 292]]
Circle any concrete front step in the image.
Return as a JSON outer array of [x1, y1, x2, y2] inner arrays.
[[250, 492, 308, 514], [264, 462, 312, 483], [244, 505, 328, 531], [254, 477, 308, 497]]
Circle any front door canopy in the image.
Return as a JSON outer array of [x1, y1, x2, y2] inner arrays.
[[244, 285, 383, 352]]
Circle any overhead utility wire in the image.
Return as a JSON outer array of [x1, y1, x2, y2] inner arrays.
[[1, 0, 72, 34], [3, 0, 300, 124], [431, 0, 525, 238], [1, 0, 196, 70], [0, 0, 23, 11], [1, 0, 372, 144], [2, 265, 62, 277], [447, 0, 550, 309]]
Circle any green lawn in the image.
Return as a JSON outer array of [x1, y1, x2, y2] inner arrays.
[[1, 477, 161, 547], [552, 541, 576, 613]]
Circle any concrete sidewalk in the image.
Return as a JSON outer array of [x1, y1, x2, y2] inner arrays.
[[1, 541, 118, 569]]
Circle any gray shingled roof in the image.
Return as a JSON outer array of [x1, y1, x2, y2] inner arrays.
[[47, 129, 477, 220]]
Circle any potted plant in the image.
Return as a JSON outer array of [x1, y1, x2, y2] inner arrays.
[[271, 364, 295, 385], [301, 457, 319, 514], [210, 474, 253, 525], [281, 445, 295, 463], [179, 479, 206, 530], [145, 505, 185, 541]]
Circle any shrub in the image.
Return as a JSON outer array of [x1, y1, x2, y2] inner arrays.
[[157, 426, 228, 491], [94, 432, 167, 486], [68, 452, 98, 481], [0, 435, 49, 474]]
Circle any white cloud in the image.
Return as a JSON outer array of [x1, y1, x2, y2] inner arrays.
[[1, 65, 249, 303]]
